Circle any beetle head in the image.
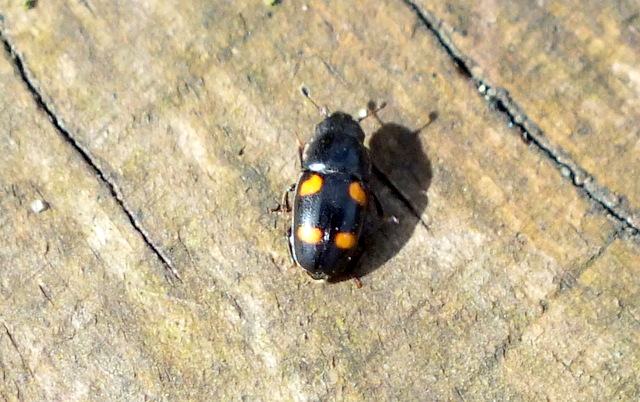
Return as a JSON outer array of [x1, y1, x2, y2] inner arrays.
[[315, 112, 365, 143]]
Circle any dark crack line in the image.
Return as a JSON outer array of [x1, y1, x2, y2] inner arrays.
[[399, 4, 637, 392], [551, 230, 618, 299], [401, 0, 639, 235], [1, 34, 181, 283], [373, 164, 429, 230], [3, 323, 34, 378], [449, 225, 619, 393]]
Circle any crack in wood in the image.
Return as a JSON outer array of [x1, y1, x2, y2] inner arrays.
[[372, 164, 429, 230], [554, 230, 618, 297], [0, 33, 181, 284], [401, 0, 639, 235], [456, 230, 620, 391], [2, 323, 34, 378]]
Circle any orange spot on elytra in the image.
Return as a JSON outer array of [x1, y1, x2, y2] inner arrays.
[[299, 174, 323, 196], [349, 181, 367, 205], [335, 232, 357, 249], [297, 226, 323, 244]]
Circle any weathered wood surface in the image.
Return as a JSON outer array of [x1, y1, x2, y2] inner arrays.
[[413, 0, 640, 230], [0, 0, 638, 400]]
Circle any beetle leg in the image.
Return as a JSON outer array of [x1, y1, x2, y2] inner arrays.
[[270, 183, 295, 213], [294, 131, 305, 165], [286, 227, 296, 264], [372, 193, 399, 224], [372, 192, 384, 217]]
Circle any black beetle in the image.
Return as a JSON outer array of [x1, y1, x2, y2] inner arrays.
[[274, 88, 384, 282]]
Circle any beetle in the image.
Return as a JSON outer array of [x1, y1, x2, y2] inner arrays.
[[274, 88, 384, 282]]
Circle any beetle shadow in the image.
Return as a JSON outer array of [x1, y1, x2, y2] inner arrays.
[[329, 109, 436, 284]]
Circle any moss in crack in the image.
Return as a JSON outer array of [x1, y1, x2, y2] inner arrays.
[[22, 0, 38, 10]]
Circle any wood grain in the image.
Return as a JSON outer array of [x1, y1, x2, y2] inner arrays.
[[1, 0, 638, 399]]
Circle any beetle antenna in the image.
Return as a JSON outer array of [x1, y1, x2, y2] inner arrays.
[[300, 86, 329, 117], [358, 100, 387, 123]]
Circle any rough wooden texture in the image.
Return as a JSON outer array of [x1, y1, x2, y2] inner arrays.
[[412, 0, 640, 229], [0, 0, 638, 400]]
